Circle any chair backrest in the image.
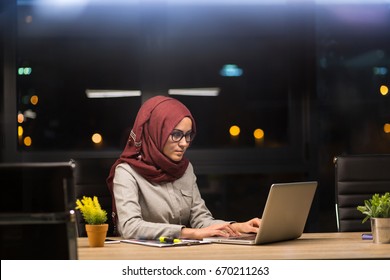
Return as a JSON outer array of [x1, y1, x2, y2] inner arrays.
[[72, 157, 117, 237], [0, 161, 78, 259], [334, 154, 390, 232]]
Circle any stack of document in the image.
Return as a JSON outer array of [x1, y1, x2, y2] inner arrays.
[[121, 239, 211, 247]]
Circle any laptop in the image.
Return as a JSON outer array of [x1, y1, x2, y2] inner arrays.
[[203, 181, 317, 245]]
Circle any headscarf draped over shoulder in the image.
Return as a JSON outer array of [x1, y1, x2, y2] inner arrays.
[[107, 95, 196, 187], [106, 96, 196, 234]]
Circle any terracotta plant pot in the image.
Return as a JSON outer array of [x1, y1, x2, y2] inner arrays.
[[85, 224, 108, 247]]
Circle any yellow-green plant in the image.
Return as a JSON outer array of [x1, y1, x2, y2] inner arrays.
[[75, 196, 108, 225], [357, 192, 390, 223]]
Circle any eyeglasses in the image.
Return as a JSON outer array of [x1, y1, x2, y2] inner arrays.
[[170, 130, 196, 143]]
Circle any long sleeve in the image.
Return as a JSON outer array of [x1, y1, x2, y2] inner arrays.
[[113, 162, 226, 239]]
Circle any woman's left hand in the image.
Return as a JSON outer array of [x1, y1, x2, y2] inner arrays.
[[231, 217, 261, 234]]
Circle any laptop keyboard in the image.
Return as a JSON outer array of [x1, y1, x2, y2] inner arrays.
[[228, 234, 256, 240]]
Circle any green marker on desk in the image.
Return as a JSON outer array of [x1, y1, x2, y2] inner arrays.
[[159, 236, 181, 244]]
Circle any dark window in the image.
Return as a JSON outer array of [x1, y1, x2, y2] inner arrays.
[[16, 2, 301, 152]]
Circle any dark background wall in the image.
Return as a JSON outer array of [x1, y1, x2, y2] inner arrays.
[[1, 0, 390, 233]]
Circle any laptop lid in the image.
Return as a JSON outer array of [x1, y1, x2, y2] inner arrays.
[[254, 181, 317, 244], [203, 181, 317, 245]]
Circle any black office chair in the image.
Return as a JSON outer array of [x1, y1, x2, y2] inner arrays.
[[0, 161, 78, 260], [334, 154, 390, 232], [72, 157, 117, 237]]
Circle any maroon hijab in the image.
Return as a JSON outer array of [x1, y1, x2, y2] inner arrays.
[[106, 96, 196, 223]]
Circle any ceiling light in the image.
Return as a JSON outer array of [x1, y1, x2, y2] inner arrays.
[[168, 88, 220, 97], [85, 89, 141, 98]]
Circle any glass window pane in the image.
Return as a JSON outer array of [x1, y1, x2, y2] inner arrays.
[[16, 2, 297, 151]]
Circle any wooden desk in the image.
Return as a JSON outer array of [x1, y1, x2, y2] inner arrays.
[[77, 232, 390, 260]]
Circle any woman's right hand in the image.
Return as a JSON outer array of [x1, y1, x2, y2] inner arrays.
[[180, 223, 240, 240]]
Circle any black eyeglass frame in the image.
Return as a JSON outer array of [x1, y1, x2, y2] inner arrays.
[[169, 129, 196, 143]]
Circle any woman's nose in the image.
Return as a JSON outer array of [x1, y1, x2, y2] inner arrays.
[[178, 137, 190, 147]]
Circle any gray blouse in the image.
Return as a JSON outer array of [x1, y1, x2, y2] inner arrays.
[[113, 162, 226, 239]]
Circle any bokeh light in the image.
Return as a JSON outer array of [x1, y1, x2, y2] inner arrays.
[[380, 85, 388, 96], [253, 128, 265, 140], [92, 133, 103, 144], [24, 136, 32, 147], [229, 125, 240, 137]]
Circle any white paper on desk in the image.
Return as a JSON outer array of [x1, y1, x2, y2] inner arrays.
[[121, 239, 211, 247], [104, 238, 121, 244]]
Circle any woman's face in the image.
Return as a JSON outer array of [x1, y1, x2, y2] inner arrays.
[[163, 117, 193, 162]]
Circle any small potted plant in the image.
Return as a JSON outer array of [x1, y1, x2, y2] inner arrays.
[[357, 192, 390, 244], [76, 196, 108, 247]]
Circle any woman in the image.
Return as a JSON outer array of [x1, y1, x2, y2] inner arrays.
[[107, 95, 261, 240]]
